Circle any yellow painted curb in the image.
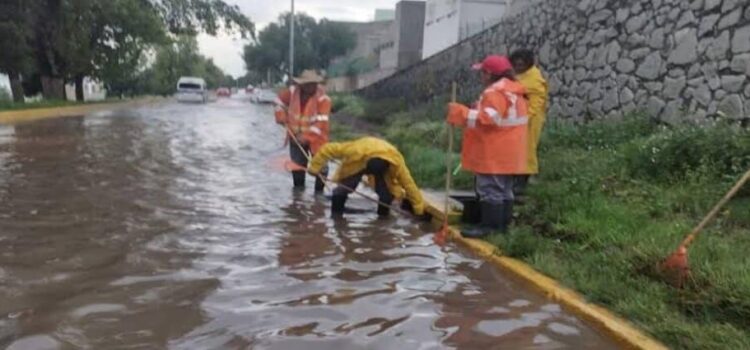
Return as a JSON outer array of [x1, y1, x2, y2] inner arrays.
[[422, 194, 669, 350], [0, 98, 162, 125]]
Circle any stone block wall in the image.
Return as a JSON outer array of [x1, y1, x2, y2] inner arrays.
[[359, 0, 750, 123]]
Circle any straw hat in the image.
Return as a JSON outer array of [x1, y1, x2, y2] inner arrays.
[[293, 69, 325, 84]]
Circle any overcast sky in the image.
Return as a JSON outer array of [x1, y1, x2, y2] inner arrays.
[[198, 0, 404, 77]]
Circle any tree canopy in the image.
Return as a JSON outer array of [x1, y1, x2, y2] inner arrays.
[[0, 0, 254, 101], [243, 13, 356, 83], [132, 36, 234, 96]]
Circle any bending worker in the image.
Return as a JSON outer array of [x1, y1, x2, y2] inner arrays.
[[275, 70, 331, 193], [307, 137, 426, 219], [446, 55, 529, 238], [511, 49, 549, 196]]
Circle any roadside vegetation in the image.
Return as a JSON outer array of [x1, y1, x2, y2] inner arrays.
[[0, 97, 125, 112], [331, 93, 750, 349]]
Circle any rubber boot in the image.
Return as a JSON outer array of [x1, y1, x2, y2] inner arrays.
[[514, 176, 529, 205], [331, 195, 347, 218], [292, 171, 306, 188], [500, 200, 514, 233], [461, 202, 503, 238], [377, 204, 390, 217], [314, 176, 325, 194]]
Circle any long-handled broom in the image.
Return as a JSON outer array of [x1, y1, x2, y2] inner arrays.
[[435, 82, 458, 245], [283, 125, 410, 216], [659, 168, 750, 288]]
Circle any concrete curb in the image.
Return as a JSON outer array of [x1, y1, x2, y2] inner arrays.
[[422, 194, 669, 350], [0, 98, 163, 125]]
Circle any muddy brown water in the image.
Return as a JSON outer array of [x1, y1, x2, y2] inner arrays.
[[0, 99, 619, 349]]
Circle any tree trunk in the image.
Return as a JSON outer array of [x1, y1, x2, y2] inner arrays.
[[8, 71, 24, 103], [41, 75, 65, 100], [75, 75, 85, 102]]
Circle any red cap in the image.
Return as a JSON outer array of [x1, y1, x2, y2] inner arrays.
[[472, 55, 512, 75]]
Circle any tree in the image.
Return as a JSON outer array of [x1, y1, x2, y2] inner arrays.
[[57, 0, 253, 101], [243, 13, 356, 82], [2, 0, 255, 102], [0, 0, 34, 102], [135, 35, 234, 95]]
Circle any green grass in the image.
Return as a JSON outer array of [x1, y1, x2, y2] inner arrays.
[[0, 98, 122, 112], [332, 93, 750, 349]]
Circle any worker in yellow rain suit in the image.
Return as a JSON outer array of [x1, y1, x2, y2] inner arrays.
[[510, 49, 548, 197], [308, 137, 427, 219]]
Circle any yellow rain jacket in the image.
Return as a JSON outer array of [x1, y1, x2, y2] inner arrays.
[[308, 137, 425, 215], [517, 66, 549, 174]]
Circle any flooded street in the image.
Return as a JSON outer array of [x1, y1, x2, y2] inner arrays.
[[0, 99, 618, 349]]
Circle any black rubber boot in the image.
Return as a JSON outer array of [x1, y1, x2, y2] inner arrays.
[[314, 176, 325, 194], [331, 195, 347, 218], [461, 202, 504, 238], [500, 200, 514, 233], [292, 171, 306, 188], [377, 204, 390, 217]]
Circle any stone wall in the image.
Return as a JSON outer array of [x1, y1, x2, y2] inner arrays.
[[359, 0, 750, 123]]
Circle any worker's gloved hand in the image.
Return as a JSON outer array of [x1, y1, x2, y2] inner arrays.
[[307, 168, 320, 176], [446, 103, 468, 126], [400, 199, 415, 213], [401, 200, 431, 222], [297, 135, 310, 148]]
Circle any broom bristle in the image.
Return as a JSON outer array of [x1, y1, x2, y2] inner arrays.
[[659, 246, 690, 288], [434, 224, 449, 246]]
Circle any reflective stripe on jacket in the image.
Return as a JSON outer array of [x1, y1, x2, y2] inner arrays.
[[453, 78, 529, 175], [308, 137, 425, 215], [275, 86, 331, 153], [517, 66, 548, 174]]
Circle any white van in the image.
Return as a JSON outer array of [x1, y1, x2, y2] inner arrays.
[[176, 77, 208, 103]]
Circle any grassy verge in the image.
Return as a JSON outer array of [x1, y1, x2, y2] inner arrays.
[[331, 94, 750, 349], [0, 98, 122, 112]]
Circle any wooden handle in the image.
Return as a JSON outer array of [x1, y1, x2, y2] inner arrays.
[[285, 126, 409, 215], [681, 168, 750, 248], [444, 82, 457, 218]]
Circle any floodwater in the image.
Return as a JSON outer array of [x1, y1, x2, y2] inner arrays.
[[0, 98, 619, 349]]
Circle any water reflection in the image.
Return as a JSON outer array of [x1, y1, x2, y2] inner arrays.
[[0, 100, 618, 349]]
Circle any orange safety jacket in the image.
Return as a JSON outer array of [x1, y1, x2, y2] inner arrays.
[[448, 78, 529, 175], [275, 85, 331, 154]]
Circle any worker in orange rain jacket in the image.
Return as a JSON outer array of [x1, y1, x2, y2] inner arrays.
[[511, 49, 549, 198], [446, 55, 529, 238], [275, 70, 331, 193]]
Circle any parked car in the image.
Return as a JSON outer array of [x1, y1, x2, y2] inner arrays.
[[176, 77, 208, 103], [245, 84, 255, 94], [252, 89, 277, 104], [217, 87, 231, 97]]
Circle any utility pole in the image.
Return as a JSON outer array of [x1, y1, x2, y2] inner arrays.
[[289, 0, 295, 83]]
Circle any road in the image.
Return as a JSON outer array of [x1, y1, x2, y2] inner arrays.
[[0, 97, 618, 349]]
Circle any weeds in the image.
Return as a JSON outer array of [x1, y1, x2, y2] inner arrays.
[[331, 94, 750, 349]]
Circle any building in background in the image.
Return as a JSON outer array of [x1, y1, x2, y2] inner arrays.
[[328, 1, 426, 92], [504, 0, 541, 17], [376, 0, 426, 71], [422, 0, 508, 59], [0, 74, 11, 100], [394, 1, 426, 68], [374, 9, 395, 21], [64, 77, 107, 102]]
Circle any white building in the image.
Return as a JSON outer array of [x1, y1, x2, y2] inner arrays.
[[0, 74, 11, 99], [422, 0, 508, 59], [65, 77, 107, 102]]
